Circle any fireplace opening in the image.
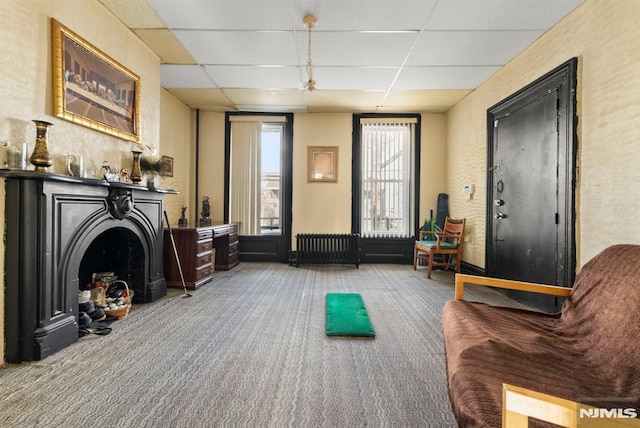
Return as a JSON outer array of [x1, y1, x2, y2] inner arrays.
[[78, 227, 145, 302]]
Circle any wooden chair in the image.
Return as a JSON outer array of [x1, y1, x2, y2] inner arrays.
[[413, 217, 466, 278]]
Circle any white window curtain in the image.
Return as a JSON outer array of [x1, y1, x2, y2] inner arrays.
[[230, 121, 261, 236], [360, 118, 416, 237], [229, 115, 286, 236]]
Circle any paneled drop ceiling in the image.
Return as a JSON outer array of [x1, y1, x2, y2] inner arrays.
[[99, 0, 583, 113]]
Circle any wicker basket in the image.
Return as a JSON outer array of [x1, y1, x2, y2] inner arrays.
[[104, 280, 132, 320]]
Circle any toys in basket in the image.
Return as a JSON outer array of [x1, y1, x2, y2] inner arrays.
[[104, 280, 133, 320]]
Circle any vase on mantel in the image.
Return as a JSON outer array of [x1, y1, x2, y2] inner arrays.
[[130, 150, 143, 184], [30, 120, 54, 171]]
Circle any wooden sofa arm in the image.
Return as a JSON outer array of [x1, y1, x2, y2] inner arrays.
[[502, 384, 640, 427], [455, 273, 572, 300]]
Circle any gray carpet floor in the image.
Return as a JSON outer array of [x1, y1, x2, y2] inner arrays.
[[0, 263, 524, 427]]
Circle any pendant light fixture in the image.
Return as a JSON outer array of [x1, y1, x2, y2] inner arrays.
[[303, 14, 318, 91]]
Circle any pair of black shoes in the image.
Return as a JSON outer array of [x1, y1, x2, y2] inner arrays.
[[78, 312, 112, 337], [78, 311, 92, 329], [79, 300, 106, 322]]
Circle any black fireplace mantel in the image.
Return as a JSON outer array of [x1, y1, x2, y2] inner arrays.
[[1, 170, 176, 363]]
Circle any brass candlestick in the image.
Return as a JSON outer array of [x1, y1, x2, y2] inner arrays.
[[30, 120, 54, 171]]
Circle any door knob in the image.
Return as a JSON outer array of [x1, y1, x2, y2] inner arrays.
[[495, 212, 506, 219]]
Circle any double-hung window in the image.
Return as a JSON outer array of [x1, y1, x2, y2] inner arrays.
[[354, 115, 420, 237]]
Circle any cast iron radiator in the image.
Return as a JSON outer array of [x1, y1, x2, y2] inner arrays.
[[295, 233, 361, 268]]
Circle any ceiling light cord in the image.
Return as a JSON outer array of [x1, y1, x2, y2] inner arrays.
[[303, 15, 317, 91]]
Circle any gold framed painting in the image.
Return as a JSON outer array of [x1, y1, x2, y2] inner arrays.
[[308, 146, 338, 182], [51, 19, 141, 143]]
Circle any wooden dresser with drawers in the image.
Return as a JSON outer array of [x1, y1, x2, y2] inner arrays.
[[163, 223, 238, 289], [212, 223, 239, 271]]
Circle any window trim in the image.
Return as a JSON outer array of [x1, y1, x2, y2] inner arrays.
[[352, 113, 421, 238], [223, 111, 294, 263]]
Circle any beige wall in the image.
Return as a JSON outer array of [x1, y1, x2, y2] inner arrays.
[[197, 112, 447, 241], [419, 114, 447, 231], [159, 90, 196, 224], [293, 113, 353, 236], [0, 0, 193, 363], [197, 111, 226, 223], [446, 0, 640, 269]]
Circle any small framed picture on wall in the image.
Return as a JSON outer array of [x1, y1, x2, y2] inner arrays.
[[308, 146, 338, 182], [161, 155, 174, 177]]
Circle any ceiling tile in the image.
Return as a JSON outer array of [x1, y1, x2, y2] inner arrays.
[[311, 67, 400, 91], [161, 65, 216, 88], [302, 32, 419, 67], [426, 0, 584, 30], [165, 88, 235, 111], [223, 89, 306, 110], [393, 66, 501, 90], [382, 90, 472, 112], [149, 0, 292, 30], [204, 65, 302, 89], [295, 0, 440, 31], [173, 30, 298, 65], [408, 30, 544, 66], [305, 90, 386, 110]]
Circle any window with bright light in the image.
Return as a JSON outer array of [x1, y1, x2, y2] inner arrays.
[[260, 125, 282, 235], [358, 117, 418, 237], [229, 117, 285, 236]]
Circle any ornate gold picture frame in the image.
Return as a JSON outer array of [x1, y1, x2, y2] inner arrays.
[[308, 146, 338, 182], [51, 19, 141, 143]]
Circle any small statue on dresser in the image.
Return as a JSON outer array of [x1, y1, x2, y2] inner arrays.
[[199, 196, 212, 226], [178, 206, 188, 227]]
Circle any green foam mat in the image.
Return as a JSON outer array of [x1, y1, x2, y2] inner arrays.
[[325, 293, 375, 337]]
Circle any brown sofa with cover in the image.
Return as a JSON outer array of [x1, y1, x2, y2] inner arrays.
[[442, 244, 640, 427]]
